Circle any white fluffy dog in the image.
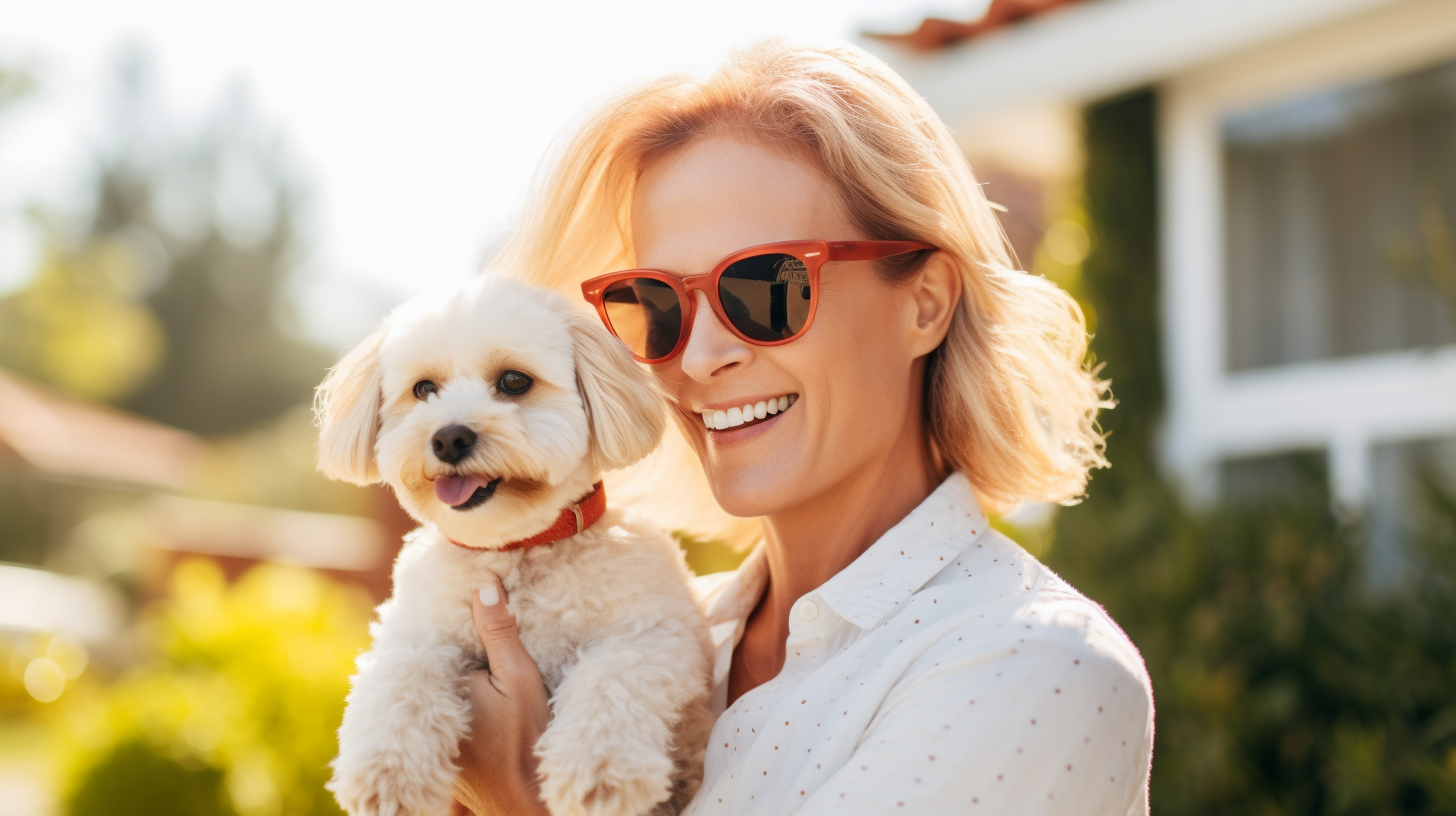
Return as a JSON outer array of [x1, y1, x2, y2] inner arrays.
[[315, 275, 714, 816]]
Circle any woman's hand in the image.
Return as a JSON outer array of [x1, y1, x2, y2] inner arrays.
[[450, 573, 552, 816]]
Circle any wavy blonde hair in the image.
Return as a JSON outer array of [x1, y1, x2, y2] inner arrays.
[[494, 39, 1110, 532]]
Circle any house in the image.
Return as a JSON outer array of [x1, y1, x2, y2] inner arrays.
[[865, 0, 1456, 574], [0, 366, 206, 494], [0, 368, 401, 646]]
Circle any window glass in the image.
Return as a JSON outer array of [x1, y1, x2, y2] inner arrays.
[[1219, 449, 1328, 506], [1223, 58, 1456, 370], [1368, 435, 1456, 589]]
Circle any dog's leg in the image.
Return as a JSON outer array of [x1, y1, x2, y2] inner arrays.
[[328, 615, 474, 816], [534, 622, 710, 816]]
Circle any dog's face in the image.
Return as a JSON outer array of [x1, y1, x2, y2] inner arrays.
[[314, 275, 664, 547]]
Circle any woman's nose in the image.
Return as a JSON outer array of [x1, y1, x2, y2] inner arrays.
[[679, 289, 752, 381]]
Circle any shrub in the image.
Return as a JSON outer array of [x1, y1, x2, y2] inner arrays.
[[57, 559, 372, 816]]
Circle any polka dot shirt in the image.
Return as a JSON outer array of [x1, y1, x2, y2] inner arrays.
[[683, 473, 1153, 815]]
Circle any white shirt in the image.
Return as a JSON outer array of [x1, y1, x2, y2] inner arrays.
[[682, 473, 1153, 815]]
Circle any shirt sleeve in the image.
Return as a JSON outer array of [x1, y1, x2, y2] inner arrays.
[[795, 629, 1153, 815]]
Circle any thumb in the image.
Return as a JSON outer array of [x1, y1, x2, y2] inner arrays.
[[471, 572, 536, 679]]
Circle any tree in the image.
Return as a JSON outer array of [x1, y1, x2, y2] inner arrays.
[[0, 48, 332, 435]]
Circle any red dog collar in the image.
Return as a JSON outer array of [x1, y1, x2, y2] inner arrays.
[[450, 481, 606, 552]]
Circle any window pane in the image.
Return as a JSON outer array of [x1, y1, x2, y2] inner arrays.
[[1368, 435, 1456, 589], [1224, 58, 1456, 370], [1219, 449, 1328, 506]]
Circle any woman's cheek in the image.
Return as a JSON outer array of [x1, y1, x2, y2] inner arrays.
[[816, 310, 912, 453]]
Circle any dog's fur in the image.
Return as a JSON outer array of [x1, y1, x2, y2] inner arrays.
[[316, 275, 714, 816]]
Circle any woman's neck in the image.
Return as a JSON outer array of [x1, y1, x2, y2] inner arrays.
[[726, 359, 944, 705], [757, 419, 942, 624]]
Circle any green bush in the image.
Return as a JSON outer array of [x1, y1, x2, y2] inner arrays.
[[70, 740, 236, 816], [1052, 472, 1456, 814], [56, 560, 372, 816]]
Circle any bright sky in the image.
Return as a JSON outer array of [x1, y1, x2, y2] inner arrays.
[[0, 1, 978, 347]]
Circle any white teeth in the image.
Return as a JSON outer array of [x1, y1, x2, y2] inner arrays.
[[700, 394, 796, 429]]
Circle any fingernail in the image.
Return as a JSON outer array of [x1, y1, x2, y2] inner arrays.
[[478, 584, 499, 606]]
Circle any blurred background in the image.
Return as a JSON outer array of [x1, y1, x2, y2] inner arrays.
[[1, 0, 1454, 814]]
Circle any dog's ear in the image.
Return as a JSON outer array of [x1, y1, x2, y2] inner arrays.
[[565, 310, 666, 472], [314, 326, 386, 485]]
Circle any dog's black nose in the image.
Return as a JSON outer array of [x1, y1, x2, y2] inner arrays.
[[431, 425, 477, 464]]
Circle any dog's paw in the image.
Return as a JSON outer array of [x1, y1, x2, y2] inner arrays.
[[328, 754, 457, 816], [537, 742, 674, 816]]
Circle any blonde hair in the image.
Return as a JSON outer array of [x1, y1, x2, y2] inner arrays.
[[495, 38, 1109, 527]]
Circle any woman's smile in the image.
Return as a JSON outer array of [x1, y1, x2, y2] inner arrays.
[[697, 393, 798, 430], [693, 393, 799, 447]]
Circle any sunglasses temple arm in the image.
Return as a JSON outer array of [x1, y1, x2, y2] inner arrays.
[[826, 241, 934, 262]]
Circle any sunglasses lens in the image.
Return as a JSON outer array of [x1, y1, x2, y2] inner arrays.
[[601, 278, 682, 360], [718, 254, 813, 342]]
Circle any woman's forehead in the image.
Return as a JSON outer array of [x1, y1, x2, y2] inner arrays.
[[629, 136, 852, 275]]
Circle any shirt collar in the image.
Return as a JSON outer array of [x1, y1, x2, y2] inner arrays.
[[701, 472, 989, 633], [814, 472, 988, 629]]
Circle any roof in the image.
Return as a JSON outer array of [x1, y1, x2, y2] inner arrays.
[[0, 368, 204, 491], [862, 0, 1403, 126], [866, 0, 1086, 51]]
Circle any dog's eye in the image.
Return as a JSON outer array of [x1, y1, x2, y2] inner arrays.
[[413, 380, 438, 400], [497, 370, 533, 395]]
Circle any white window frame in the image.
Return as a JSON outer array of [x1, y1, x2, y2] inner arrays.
[[1159, 0, 1456, 506]]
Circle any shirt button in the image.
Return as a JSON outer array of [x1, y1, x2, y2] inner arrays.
[[798, 600, 819, 621]]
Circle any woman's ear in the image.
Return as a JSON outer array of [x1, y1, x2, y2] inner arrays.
[[314, 327, 386, 485], [908, 251, 963, 358], [564, 310, 667, 472]]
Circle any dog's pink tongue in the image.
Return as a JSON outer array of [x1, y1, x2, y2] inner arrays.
[[434, 474, 488, 506]]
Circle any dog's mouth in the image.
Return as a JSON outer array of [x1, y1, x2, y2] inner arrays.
[[434, 474, 502, 510]]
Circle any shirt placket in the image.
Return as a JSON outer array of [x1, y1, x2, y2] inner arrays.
[[783, 593, 836, 674]]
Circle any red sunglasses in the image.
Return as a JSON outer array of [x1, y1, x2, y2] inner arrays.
[[580, 239, 933, 363]]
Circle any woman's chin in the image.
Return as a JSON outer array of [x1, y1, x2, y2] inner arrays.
[[703, 461, 814, 519]]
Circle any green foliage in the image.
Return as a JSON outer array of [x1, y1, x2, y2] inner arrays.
[[1049, 89, 1456, 815], [1076, 90, 1164, 490], [0, 228, 166, 402], [70, 740, 236, 816], [55, 560, 371, 816], [1055, 468, 1456, 814]]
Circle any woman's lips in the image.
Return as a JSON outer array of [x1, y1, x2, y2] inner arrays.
[[700, 393, 798, 430], [706, 401, 790, 444]]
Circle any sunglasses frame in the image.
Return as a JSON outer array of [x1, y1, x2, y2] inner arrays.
[[581, 239, 934, 363]]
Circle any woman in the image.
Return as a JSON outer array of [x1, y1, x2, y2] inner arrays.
[[451, 40, 1153, 815]]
